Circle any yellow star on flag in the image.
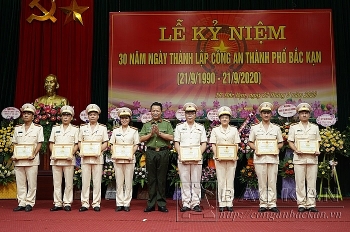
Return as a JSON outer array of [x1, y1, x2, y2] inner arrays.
[[213, 40, 230, 52], [59, 0, 89, 25]]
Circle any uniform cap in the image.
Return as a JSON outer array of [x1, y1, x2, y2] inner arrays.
[[258, 102, 273, 112], [60, 105, 74, 116], [296, 103, 312, 112], [117, 107, 132, 117], [21, 103, 35, 114], [183, 102, 198, 112], [218, 106, 232, 117], [86, 104, 101, 114]]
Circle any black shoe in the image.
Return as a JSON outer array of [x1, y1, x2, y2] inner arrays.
[[13, 206, 25, 212], [79, 207, 88, 212], [50, 206, 63, 211], [269, 207, 280, 213], [258, 207, 267, 212], [308, 207, 319, 212], [93, 207, 100, 212], [158, 206, 168, 212], [298, 207, 306, 212], [25, 205, 32, 212], [115, 206, 123, 212], [144, 206, 155, 212], [219, 207, 225, 212], [64, 206, 71, 211], [124, 207, 130, 212], [180, 206, 190, 212], [193, 205, 202, 212], [227, 207, 233, 212]]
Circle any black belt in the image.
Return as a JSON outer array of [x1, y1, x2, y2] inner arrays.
[[147, 146, 169, 151]]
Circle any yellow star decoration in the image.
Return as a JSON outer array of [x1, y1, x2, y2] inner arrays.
[[59, 0, 89, 26], [213, 40, 230, 52]]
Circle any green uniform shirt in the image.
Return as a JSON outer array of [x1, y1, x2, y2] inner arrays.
[[139, 119, 174, 148]]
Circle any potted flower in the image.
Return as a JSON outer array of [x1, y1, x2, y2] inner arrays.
[[239, 163, 259, 200], [133, 166, 148, 199], [102, 161, 115, 186], [167, 164, 181, 200], [279, 158, 296, 199]]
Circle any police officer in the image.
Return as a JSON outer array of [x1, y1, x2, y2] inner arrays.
[[288, 103, 320, 212], [209, 106, 240, 212], [49, 105, 79, 211], [12, 103, 44, 212], [174, 102, 207, 212], [248, 102, 283, 213], [110, 107, 140, 212], [140, 102, 173, 213], [78, 104, 108, 212]]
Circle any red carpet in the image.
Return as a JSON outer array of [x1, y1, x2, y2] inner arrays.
[[0, 198, 349, 231]]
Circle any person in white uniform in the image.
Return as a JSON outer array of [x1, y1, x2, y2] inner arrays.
[[78, 104, 108, 212], [12, 103, 44, 212], [109, 107, 140, 212], [174, 102, 207, 212], [248, 102, 283, 213], [288, 103, 321, 212], [209, 106, 240, 212], [49, 105, 79, 211]]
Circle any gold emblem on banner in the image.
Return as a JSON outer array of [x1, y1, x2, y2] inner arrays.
[[59, 0, 89, 26], [27, 0, 57, 23]]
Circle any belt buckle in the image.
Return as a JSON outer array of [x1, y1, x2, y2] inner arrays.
[[155, 147, 160, 151]]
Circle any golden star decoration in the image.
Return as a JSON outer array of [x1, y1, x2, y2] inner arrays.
[[59, 0, 89, 26], [213, 40, 230, 52]]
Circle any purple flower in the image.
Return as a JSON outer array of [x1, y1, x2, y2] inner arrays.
[[133, 101, 141, 108], [201, 101, 207, 108], [119, 102, 125, 107], [163, 101, 172, 109], [213, 100, 220, 108]]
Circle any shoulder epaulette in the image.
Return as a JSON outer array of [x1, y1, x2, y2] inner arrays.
[[196, 122, 204, 126], [34, 123, 42, 127], [163, 119, 171, 123], [71, 124, 79, 128], [272, 123, 280, 127], [53, 124, 59, 127], [130, 126, 138, 130], [99, 123, 106, 127], [213, 125, 220, 128], [176, 122, 184, 126], [309, 122, 318, 126], [290, 122, 298, 126], [230, 125, 237, 128], [80, 123, 88, 126], [251, 123, 259, 127], [113, 125, 120, 129], [15, 124, 23, 127]]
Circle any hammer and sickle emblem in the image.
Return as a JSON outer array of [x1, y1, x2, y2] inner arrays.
[[27, 0, 57, 23]]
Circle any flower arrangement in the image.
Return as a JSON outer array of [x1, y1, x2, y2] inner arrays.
[[0, 120, 14, 162], [238, 113, 259, 159], [0, 162, 15, 185], [239, 164, 258, 189], [319, 127, 346, 159], [279, 158, 295, 178], [133, 166, 148, 188], [102, 161, 115, 186], [317, 161, 332, 180], [167, 164, 180, 187], [201, 166, 217, 190], [73, 165, 82, 190]]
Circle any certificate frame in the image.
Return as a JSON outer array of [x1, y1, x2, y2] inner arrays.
[[216, 144, 238, 160], [112, 144, 134, 159], [13, 144, 34, 160], [255, 139, 279, 155], [297, 139, 319, 154], [179, 146, 201, 161], [80, 141, 101, 156], [52, 144, 74, 159]]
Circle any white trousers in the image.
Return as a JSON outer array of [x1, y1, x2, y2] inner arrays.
[[178, 163, 202, 209], [52, 165, 74, 207], [294, 163, 318, 208], [114, 163, 135, 207], [215, 160, 236, 207], [254, 163, 278, 208], [15, 165, 38, 207], [81, 163, 102, 208]]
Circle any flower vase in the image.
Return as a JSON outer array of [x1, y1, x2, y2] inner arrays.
[[0, 182, 17, 199], [243, 185, 259, 200], [281, 177, 296, 200], [172, 186, 182, 200], [247, 158, 254, 166], [137, 184, 149, 199], [105, 182, 116, 200]]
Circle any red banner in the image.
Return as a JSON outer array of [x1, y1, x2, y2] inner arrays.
[[109, 10, 336, 118]]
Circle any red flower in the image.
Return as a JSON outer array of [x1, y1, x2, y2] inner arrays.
[[50, 109, 57, 115], [50, 116, 56, 121], [42, 115, 47, 120]]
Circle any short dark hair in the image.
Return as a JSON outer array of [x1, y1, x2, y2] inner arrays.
[[150, 102, 162, 111]]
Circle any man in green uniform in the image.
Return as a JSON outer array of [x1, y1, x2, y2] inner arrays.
[[140, 102, 174, 213]]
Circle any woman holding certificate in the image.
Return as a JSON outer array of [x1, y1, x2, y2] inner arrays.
[[49, 105, 79, 211], [78, 104, 108, 212], [287, 103, 321, 213], [209, 106, 240, 212], [248, 102, 283, 213], [109, 107, 140, 212], [11, 103, 44, 212]]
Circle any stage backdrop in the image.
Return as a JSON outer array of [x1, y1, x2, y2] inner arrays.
[[109, 10, 336, 118]]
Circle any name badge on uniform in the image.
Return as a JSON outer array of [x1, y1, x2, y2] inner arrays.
[[116, 134, 122, 136], [17, 131, 23, 136], [181, 128, 187, 131], [56, 131, 61, 133], [83, 130, 90, 135]]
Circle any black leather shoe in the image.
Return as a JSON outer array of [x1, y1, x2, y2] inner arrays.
[[269, 207, 280, 213], [193, 205, 202, 212], [227, 207, 233, 212], [219, 207, 225, 212], [115, 206, 123, 211], [25, 205, 32, 212], [308, 207, 319, 212], [13, 206, 25, 212], [180, 206, 190, 212], [50, 206, 63, 211], [298, 207, 306, 212], [79, 207, 88, 212], [258, 207, 267, 212], [158, 206, 168, 212], [93, 207, 100, 212], [124, 207, 130, 212], [144, 206, 155, 212], [64, 206, 71, 211]]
